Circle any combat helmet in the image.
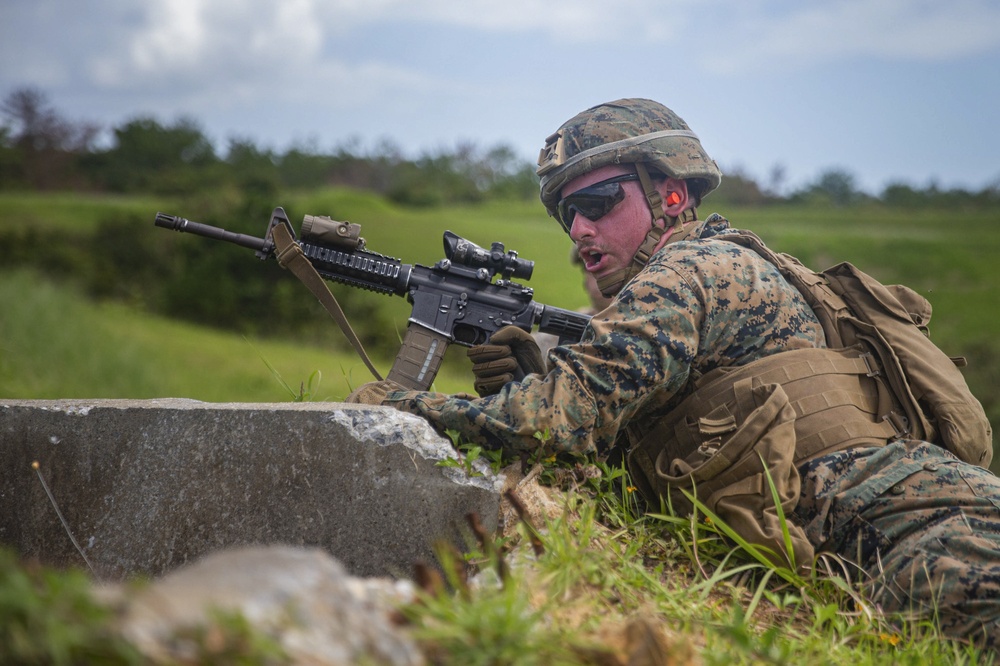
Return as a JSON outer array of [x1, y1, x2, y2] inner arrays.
[[537, 98, 722, 296]]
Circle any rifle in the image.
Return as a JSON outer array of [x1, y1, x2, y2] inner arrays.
[[154, 207, 591, 391]]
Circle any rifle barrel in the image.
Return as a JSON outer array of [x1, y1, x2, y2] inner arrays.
[[155, 213, 269, 253]]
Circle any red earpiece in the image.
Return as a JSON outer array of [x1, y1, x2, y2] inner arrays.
[[666, 192, 681, 206]]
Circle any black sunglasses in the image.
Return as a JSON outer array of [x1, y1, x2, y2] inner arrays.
[[555, 172, 640, 233]]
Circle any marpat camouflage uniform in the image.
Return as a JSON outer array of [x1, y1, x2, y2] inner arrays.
[[386, 216, 824, 455], [794, 439, 1000, 648], [384, 215, 1000, 651]]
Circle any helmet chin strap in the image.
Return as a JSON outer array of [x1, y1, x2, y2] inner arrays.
[[595, 163, 701, 298]]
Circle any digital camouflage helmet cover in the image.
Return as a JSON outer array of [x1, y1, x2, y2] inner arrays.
[[537, 98, 722, 213]]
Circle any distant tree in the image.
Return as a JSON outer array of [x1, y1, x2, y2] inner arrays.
[[814, 169, 860, 204], [389, 147, 481, 206], [979, 177, 1000, 207], [113, 116, 215, 168], [766, 163, 787, 198], [324, 137, 404, 194], [226, 136, 275, 171], [791, 168, 866, 206], [710, 164, 772, 206], [0, 126, 18, 187], [278, 145, 340, 189], [469, 143, 537, 200], [1, 87, 99, 153], [0, 86, 99, 189], [98, 116, 219, 193], [486, 160, 538, 201], [880, 182, 925, 207], [880, 178, 1000, 210]]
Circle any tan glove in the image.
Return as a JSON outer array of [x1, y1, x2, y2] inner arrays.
[[466, 325, 545, 397], [345, 379, 407, 405]]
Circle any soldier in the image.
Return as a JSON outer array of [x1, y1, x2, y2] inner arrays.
[[348, 98, 999, 650]]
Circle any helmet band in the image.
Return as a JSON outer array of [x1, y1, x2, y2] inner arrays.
[[538, 129, 701, 177]]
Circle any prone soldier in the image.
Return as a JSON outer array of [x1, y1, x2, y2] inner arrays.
[[348, 98, 1000, 650]]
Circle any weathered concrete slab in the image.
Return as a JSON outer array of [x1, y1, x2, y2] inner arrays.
[[0, 399, 503, 581]]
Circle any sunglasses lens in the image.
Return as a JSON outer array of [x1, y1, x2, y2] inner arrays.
[[557, 183, 626, 231]]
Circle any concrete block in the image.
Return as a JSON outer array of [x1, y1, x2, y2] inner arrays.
[[0, 399, 502, 580]]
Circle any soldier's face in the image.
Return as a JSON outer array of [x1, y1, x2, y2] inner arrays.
[[562, 165, 658, 283]]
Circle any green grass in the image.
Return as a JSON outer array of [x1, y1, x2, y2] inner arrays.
[[0, 269, 473, 402], [0, 191, 174, 233], [401, 456, 994, 664]]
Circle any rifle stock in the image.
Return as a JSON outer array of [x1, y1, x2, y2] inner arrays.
[[154, 207, 591, 391]]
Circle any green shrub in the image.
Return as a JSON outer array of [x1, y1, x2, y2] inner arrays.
[[0, 549, 140, 665]]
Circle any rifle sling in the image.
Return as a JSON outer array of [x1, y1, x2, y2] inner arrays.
[[270, 223, 384, 382]]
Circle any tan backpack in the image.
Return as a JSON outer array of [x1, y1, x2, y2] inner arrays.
[[724, 227, 993, 467]]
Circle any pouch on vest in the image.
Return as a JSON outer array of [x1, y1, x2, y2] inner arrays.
[[723, 229, 993, 468], [629, 381, 814, 570]]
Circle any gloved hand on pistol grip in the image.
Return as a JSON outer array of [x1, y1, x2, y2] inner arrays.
[[467, 325, 545, 397]]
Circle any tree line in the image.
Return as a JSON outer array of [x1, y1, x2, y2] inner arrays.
[[0, 87, 537, 206], [2, 86, 999, 209]]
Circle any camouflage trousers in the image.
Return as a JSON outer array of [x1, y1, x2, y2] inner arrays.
[[792, 439, 1000, 652]]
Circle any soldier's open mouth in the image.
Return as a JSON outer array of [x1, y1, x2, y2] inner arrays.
[[580, 248, 604, 270]]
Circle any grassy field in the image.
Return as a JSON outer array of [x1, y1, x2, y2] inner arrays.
[[0, 268, 474, 402], [0, 190, 175, 232], [0, 189, 608, 403], [2, 188, 996, 420], [2, 189, 999, 663]]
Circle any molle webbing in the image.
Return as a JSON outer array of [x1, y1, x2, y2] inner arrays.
[[627, 346, 899, 483]]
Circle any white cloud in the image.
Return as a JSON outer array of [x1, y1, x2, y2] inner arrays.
[[132, 0, 207, 72], [308, 0, 699, 42], [307, 0, 1000, 60], [81, 0, 495, 120], [702, 0, 1000, 74], [90, 0, 325, 87], [79, 0, 1000, 98], [3, 0, 997, 189], [9, 0, 1000, 93]]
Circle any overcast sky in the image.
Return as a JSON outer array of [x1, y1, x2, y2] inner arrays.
[[2, 0, 999, 194]]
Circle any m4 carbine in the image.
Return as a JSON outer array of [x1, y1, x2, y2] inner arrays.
[[154, 207, 591, 391]]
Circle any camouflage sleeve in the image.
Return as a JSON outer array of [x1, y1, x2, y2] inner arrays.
[[383, 239, 824, 457]]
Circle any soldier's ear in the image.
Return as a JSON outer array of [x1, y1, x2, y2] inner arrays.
[[661, 178, 689, 213]]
